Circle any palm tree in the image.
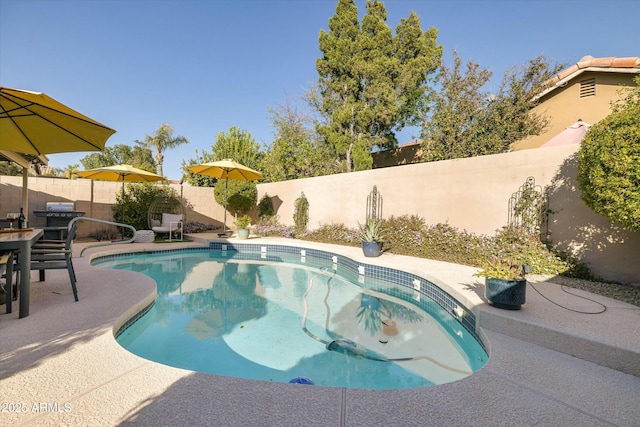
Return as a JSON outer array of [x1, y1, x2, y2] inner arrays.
[[136, 123, 189, 177], [63, 163, 80, 179]]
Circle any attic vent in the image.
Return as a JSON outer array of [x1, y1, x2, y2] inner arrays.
[[580, 78, 596, 98]]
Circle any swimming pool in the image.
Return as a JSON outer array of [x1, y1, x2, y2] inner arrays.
[[97, 244, 487, 389]]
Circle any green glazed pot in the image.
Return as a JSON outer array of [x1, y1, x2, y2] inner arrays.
[[485, 277, 526, 310]]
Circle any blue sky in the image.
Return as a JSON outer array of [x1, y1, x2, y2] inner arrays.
[[1, 0, 638, 180]]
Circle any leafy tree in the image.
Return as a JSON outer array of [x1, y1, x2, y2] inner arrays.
[[136, 123, 189, 176], [421, 52, 564, 161], [260, 98, 341, 182], [181, 148, 217, 187], [315, 0, 441, 172], [210, 126, 262, 169], [179, 149, 218, 228], [80, 144, 155, 172], [127, 146, 158, 172], [182, 126, 262, 217], [0, 161, 23, 176], [577, 75, 640, 231]]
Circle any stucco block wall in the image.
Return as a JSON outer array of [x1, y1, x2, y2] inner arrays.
[[259, 145, 578, 234], [0, 175, 232, 237], [1, 144, 639, 283], [257, 145, 639, 284]]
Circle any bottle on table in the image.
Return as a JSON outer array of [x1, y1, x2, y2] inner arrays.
[[18, 208, 25, 229]]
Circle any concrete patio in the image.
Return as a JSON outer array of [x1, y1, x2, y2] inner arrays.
[[1, 235, 639, 426]]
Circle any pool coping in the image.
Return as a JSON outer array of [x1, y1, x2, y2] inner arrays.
[[1, 235, 639, 426]]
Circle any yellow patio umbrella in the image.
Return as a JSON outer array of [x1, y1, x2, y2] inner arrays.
[[1, 86, 115, 224], [77, 164, 166, 237], [187, 159, 263, 234], [0, 86, 116, 156]]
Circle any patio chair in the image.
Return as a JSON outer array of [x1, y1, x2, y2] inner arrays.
[[1, 250, 14, 313], [152, 213, 184, 241], [15, 220, 79, 301], [148, 195, 185, 241], [148, 195, 184, 228]]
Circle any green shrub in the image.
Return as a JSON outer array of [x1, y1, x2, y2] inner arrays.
[[480, 225, 572, 275], [257, 193, 275, 218], [293, 193, 309, 237], [577, 76, 640, 231], [214, 180, 257, 215], [234, 214, 252, 229], [297, 215, 593, 279], [114, 184, 178, 237]]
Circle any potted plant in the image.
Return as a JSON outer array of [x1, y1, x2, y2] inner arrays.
[[234, 214, 252, 239], [474, 256, 529, 310], [358, 218, 383, 257]]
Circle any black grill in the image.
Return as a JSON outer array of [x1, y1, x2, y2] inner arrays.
[[33, 205, 85, 239]]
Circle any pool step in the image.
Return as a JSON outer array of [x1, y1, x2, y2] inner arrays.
[[477, 282, 640, 377]]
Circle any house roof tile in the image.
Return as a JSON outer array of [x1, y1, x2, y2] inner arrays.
[[551, 55, 640, 84]]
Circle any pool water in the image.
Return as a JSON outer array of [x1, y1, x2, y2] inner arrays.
[[99, 249, 487, 389]]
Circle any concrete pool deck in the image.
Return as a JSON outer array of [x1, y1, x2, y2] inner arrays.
[[1, 235, 639, 426]]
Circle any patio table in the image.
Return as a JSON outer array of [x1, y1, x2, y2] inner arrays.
[[0, 228, 44, 318]]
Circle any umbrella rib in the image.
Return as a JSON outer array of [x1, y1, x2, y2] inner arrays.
[[1, 91, 114, 153], [0, 105, 38, 118], [8, 102, 104, 150], [2, 91, 113, 131], [0, 101, 40, 154]]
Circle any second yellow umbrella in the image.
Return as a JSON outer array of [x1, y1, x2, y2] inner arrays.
[[77, 164, 166, 237]]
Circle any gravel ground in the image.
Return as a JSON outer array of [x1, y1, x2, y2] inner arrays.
[[529, 274, 640, 308]]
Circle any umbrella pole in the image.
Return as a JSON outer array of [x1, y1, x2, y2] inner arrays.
[[223, 177, 228, 234], [121, 179, 125, 239]]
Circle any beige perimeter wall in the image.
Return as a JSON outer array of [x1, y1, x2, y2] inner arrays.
[[1, 144, 638, 284]]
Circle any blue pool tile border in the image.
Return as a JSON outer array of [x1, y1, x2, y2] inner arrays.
[[206, 242, 482, 345], [114, 299, 154, 338]]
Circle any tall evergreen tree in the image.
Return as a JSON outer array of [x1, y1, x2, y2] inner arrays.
[[316, 0, 441, 171]]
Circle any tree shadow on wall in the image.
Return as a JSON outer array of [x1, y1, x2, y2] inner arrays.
[[544, 152, 637, 282]]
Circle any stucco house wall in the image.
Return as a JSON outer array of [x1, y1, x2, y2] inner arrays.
[[371, 56, 639, 168], [511, 56, 639, 150]]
